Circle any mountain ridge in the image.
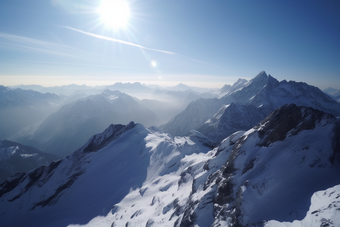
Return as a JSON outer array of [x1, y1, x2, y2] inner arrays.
[[161, 71, 340, 142]]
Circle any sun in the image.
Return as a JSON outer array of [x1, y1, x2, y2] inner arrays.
[[98, 0, 130, 29]]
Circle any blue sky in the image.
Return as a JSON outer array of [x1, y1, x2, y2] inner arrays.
[[0, 0, 339, 88]]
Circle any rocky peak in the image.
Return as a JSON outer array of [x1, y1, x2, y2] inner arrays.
[[256, 104, 335, 147]]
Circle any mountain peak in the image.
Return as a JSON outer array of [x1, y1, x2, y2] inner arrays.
[[245, 71, 269, 88], [256, 70, 268, 78]]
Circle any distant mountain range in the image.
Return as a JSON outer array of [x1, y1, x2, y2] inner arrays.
[[2, 82, 217, 158], [11, 84, 104, 96], [12, 82, 215, 97], [0, 86, 63, 139], [0, 104, 339, 227]]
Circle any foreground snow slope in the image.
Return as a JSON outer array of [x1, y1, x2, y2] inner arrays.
[[0, 122, 213, 227], [265, 184, 340, 227]]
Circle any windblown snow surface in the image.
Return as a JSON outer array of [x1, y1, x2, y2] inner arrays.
[[265, 184, 340, 227], [0, 122, 214, 227], [0, 105, 339, 227]]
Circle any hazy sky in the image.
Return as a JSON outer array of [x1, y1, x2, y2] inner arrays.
[[0, 0, 339, 89]]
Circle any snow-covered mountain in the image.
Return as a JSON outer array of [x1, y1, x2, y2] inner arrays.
[[216, 78, 248, 98], [0, 85, 63, 139], [17, 90, 159, 157], [0, 140, 59, 183], [0, 104, 339, 227], [161, 71, 340, 141]]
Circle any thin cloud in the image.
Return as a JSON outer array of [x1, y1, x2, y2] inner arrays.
[[0, 32, 86, 59], [63, 26, 176, 55]]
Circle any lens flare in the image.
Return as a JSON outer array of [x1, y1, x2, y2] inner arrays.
[[150, 60, 157, 68]]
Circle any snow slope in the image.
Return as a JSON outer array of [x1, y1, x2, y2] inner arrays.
[[265, 184, 340, 227], [0, 122, 213, 227]]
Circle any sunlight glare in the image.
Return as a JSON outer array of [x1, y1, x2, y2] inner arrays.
[[150, 60, 157, 68], [98, 0, 130, 29]]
